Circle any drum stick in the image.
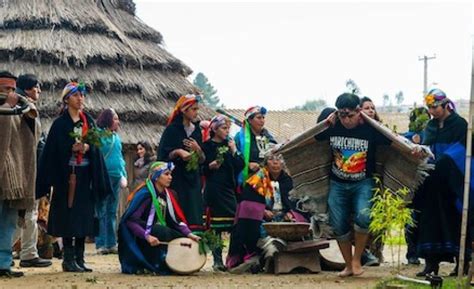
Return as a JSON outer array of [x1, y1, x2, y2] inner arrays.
[[160, 242, 192, 248]]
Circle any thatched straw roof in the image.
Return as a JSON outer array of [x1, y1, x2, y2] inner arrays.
[[0, 0, 206, 145], [225, 109, 318, 142]]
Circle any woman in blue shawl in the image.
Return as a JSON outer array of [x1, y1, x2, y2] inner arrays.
[[414, 89, 472, 276], [118, 161, 200, 274]]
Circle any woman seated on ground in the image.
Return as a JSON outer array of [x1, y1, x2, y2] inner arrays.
[[226, 153, 310, 274], [263, 153, 308, 226], [118, 161, 201, 274]]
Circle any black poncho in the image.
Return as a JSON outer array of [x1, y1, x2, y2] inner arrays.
[[202, 139, 244, 231], [157, 114, 204, 229], [36, 112, 112, 237]]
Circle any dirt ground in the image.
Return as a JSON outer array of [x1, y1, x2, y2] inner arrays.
[[0, 242, 459, 289]]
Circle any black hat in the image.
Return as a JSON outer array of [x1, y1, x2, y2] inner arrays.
[[17, 74, 39, 91]]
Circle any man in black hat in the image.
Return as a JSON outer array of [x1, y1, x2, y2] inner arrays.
[[12, 74, 52, 268]]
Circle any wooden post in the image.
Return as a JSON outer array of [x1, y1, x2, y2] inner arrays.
[[116, 147, 135, 224], [460, 41, 474, 288]]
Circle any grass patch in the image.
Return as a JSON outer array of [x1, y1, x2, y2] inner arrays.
[[374, 277, 470, 289]]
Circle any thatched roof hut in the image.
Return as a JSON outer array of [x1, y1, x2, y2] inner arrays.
[[0, 0, 203, 145]]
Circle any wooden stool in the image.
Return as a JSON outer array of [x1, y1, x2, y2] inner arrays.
[[271, 240, 330, 274]]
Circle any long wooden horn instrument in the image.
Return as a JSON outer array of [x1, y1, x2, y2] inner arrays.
[[0, 92, 37, 117], [216, 108, 243, 127]]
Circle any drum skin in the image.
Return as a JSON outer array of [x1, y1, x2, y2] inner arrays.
[[165, 238, 206, 274]]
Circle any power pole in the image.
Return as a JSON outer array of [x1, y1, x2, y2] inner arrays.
[[418, 55, 436, 95]]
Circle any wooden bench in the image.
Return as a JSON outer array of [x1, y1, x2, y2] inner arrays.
[[268, 240, 330, 274]]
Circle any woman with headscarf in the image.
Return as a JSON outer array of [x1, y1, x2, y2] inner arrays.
[[157, 94, 205, 230], [36, 82, 112, 272], [234, 106, 277, 189], [202, 115, 244, 271], [262, 153, 309, 224], [413, 88, 471, 276], [95, 108, 127, 255], [118, 161, 200, 274]]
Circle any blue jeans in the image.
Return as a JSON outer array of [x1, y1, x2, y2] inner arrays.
[[327, 178, 374, 241], [0, 201, 18, 269], [95, 176, 121, 249]]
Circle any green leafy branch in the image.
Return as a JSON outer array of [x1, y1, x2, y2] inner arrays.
[[185, 151, 200, 172], [195, 230, 224, 255], [215, 146, 229, 164], [368, 177, 414, 273], [69, 128, 112, 148], [409, 111, 430, 133]]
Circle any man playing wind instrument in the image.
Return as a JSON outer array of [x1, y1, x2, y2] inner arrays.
[[0, 71, 39, 278]]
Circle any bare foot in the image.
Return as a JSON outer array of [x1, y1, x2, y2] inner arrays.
[[337, 267, 353, 277], [352, 260, 365, 276]]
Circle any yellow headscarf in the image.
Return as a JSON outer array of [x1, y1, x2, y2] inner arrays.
[[167, 94, 200, 125]]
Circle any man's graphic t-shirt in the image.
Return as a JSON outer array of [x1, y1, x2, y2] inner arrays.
[[316, 121, 391, 182]]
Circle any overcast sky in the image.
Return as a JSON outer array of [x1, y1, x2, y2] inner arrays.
[[135, 0, 473, 110]]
